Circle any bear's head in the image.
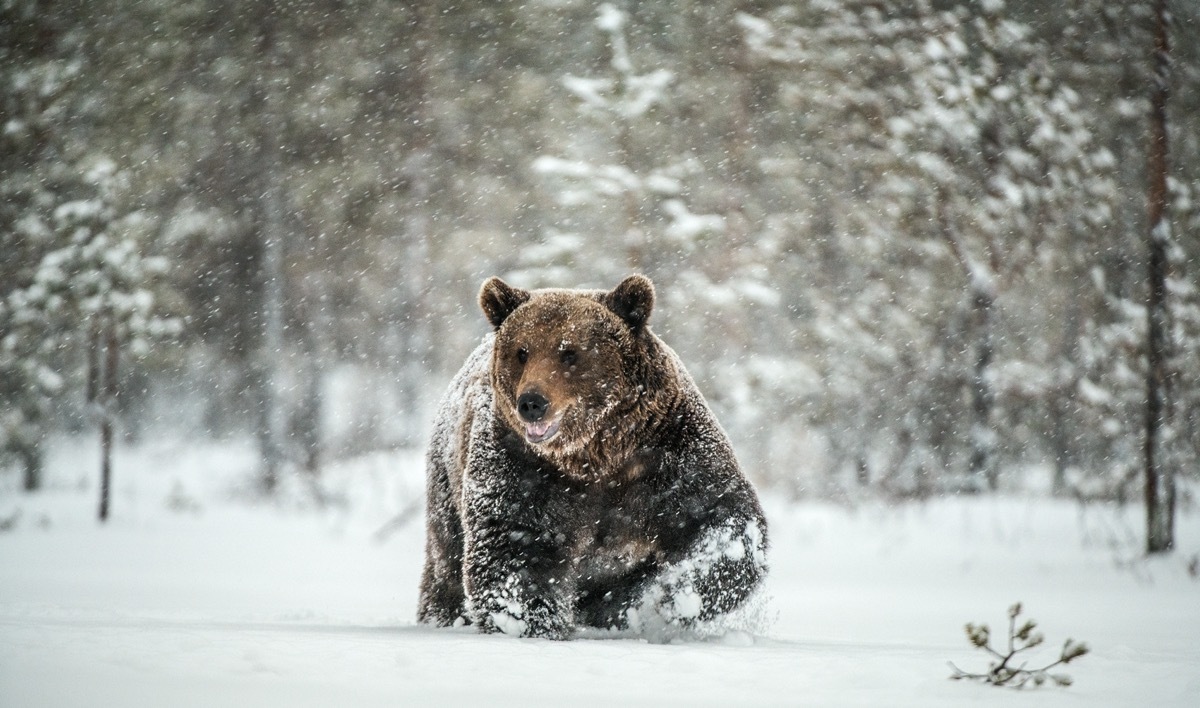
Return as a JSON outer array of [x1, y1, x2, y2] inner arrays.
[[479, 275, 658, 471]]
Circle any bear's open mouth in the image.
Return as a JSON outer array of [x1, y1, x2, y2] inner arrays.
[[524, 417, 561, 444]]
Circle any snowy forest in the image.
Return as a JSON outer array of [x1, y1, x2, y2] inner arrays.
[[4, 0, 1200, 523], [4, 1, 1200, 705]]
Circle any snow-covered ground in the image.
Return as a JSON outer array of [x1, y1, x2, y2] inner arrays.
[[2, 438, 1198, 707]]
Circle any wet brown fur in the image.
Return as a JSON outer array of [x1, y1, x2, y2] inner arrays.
[[418, 275, 767, 638], [483, 278, 677, 482]]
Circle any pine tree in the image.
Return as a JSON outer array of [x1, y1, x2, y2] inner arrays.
[[531, 3, 702, 282], [888, 1, 1117, 491], [0, 2, 176, 498], [1, 157, 176, 511]]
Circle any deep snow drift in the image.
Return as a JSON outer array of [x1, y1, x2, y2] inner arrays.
[[1, 438, 1198, 707]]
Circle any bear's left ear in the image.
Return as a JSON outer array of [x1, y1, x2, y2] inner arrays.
[[479, 276, 531, 330], [604, 274, 655, 332]]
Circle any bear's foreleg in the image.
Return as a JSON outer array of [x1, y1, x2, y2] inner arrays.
[[628, 515, 768, 633], [417, 455, 470, 627], [574, 560, 657, 630], [460, 476, 576, 640]]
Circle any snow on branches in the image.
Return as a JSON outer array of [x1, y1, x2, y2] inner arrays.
[[1, 156, 178, 490]]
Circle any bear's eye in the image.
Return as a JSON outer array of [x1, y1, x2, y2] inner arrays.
[[560, 349, 578, 366], [516, 347, 529, 364]]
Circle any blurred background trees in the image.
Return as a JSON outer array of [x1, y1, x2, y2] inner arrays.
[[2, 0, 1197, 525]]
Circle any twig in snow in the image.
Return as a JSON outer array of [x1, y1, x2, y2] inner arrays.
[[948, 602, 1089, 689]]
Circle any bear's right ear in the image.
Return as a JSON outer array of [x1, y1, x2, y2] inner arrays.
[[603, 274, 655, 332], [479, 277, 530, 330]]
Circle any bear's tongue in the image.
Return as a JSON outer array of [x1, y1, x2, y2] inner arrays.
[[524, 418, 559, 443]]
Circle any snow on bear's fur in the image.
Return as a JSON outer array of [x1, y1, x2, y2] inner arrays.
[[417, 275, 768, 639]]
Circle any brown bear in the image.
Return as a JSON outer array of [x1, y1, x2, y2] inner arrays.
[[417, 275, 767, 639]]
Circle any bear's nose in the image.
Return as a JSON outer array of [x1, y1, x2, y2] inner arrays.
[[517, 392, 550, 422]]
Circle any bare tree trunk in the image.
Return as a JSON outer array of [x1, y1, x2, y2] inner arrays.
[[1145, 0, 1174, 555], [396, 227, 429, 449], [256, 3, 288, 493], [18, 443, 43, 492], [969, 287, 997, 491], [96, 321, 118, 523], [392, 0, 438, 449], [936, 191, 999, 493], [724, 6, 755, 250], [1051, 302, 1080, 496], [297, 272, 327, 476], [617, 122, 645, 275], [260, 185, 288, 493]]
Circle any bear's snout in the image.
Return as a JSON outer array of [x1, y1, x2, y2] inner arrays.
[[517, 391, 550, 422]]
